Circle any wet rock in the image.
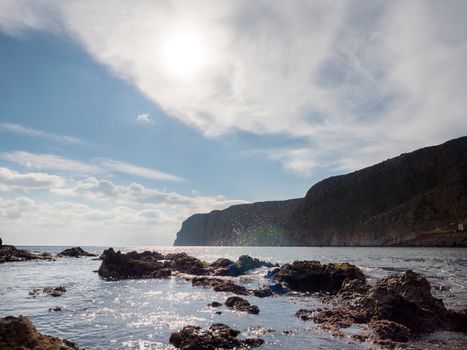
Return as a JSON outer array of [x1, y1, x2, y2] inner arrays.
[[252, 287, 273, 298], [369, 320, 411, 343], [192, 277, 249, 295], [169, 323, 263, 349], [225, 296, 259, 314], [274, 260, 365, 293], [98, 248, 171, 280], [213, 255, 275, 277], [48, 306, 63, 312], [208, 301, 222, 307], [28, 289, 41, 298], [298, 270, 467, 345], [0, 315, 84, 349], [209, 258, 235, 275], [0, 244, 54, 263], [165, 252, 208, 275], [43, 286, 66, 297], [58, 247, 96, 258]]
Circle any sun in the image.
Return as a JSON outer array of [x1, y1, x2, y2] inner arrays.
[[160, 30, 205, 79]]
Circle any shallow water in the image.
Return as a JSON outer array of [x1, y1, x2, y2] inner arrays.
[[1, 246, 466, 349]]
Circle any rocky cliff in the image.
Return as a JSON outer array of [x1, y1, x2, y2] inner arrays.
[[174, 136, 467, 246]]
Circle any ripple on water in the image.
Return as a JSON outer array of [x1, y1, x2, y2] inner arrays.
[[1, 246, 466, 349]]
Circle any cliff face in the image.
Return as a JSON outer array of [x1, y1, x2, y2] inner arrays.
[[174, 136, 467, 246], [173, 199, 303, 246]]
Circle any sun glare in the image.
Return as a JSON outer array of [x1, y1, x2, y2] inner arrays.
[[160, 30, 205, 79]]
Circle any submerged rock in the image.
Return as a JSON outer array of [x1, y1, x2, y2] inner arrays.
[[0, 315, 84, 349], [43, 286, 66, 297], [58, 247, 96, 258], [208, 301, 222, 307], [274, 260, 365, 293], [225, 296, 259, 314], [191, 277, 249, 295], [298, 270, 467, 346], [98, 248, 171, 280], [169, 323, 264, 349]]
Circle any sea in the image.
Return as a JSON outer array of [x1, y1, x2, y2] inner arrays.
[[1, 246, 466, 349]]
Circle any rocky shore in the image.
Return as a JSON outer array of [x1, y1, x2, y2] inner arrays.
[[0, 240, 95, 263], [94, 248, 467, 348], [2, 247, 466, 349]]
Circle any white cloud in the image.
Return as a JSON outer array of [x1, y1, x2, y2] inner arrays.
[[0, 167, 65, 191], [0, 123, 85, 144], [0, 122, 85, 144], [100, 159, 183, 182], [0, 151, 97, 173], [0, 151, 183, 181], [136, 113, 154, 124], [0, 166, 247, 244], [0, 1, 466, 175]]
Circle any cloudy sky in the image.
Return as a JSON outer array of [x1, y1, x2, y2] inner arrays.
[[0, 0, 466, 245]]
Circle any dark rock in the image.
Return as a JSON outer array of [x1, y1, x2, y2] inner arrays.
[[210, 256, 274, 277], [191, 277, 249, 295], [274, 260, 365, 293], [225, 296, 259, 314], [208, 301, 222, 307], [43, 286, 66, 297], [98, 248, 171, 280], [0, 244, 54, 263], [240, 337, 265, 348], [58, 247, 96, 257], [0, 315, 84, 349], [169, 323, 263, 349], [252, 287, 273, 298], [299, 270, 467, 344], [48, 307, 63, 312], [369, 320, 411, 343], [165, 252, 208, 275]]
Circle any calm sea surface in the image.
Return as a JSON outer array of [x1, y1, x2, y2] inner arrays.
[[1, 246, 466, 349]]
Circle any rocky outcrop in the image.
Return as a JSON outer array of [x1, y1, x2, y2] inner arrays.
[[98, 248, 276, 281], [58, 247, 96, 258], [210, 255, 275, 277], [98, 248, 171, 280], [0, 315, 84, 350], [174, 136, 467, 246], [273, 260, 365, 293], [169, 323, 264, 349], [0, 243, 54, 263], [296, 270, 467, 346], [225, 296, 259, 314]]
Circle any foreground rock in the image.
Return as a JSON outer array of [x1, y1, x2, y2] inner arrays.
[[274, 260, 365, 293], [58, 247, 96, 258], [296, 270, 467, 346], [225, 296, 259, 314], [0, 315, 84, 349], [0, 242, 54, 263], [211, 255, 275, 276], [169, 323, 264, 349], [98, 248, 171, 280]]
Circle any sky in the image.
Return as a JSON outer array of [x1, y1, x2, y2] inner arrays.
[[0, 0, 466, 245]]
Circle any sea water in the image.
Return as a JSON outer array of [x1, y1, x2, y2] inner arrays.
[[1, 246, 466, 349]]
